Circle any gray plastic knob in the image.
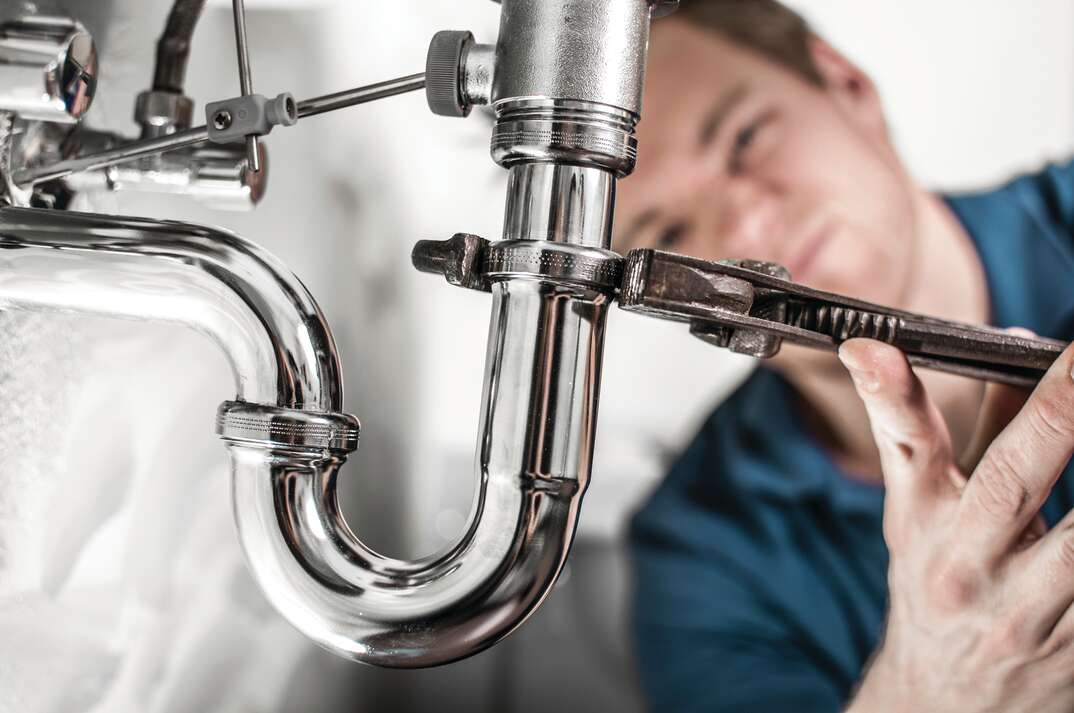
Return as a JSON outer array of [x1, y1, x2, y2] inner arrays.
[[426, 30, 473, 118]]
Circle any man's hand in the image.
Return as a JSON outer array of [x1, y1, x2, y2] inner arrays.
[[841, 338, 1074, 713]]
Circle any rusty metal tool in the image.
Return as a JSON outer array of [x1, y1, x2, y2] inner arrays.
[[412, 236, 1066, 388], [618, 249, 1065, 388]]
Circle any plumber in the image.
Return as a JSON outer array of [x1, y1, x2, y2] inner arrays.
[[618, 1, 1074, 710]]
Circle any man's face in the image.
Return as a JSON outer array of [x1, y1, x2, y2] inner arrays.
[[616, 18, 919, 307]]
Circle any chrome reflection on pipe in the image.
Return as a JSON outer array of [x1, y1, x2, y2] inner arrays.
[[0, 0, 667, 668], [0, 204, 608, 667], [227, 278, 608, 665], [111, 143, 268, 210], [0, 206, 340, 409], [503, 163, 615, 247], [64, 139, 268, 211], [0, 16, 98, 123]]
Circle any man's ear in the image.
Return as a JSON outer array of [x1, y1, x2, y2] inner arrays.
[[808, 36, 889, 141]]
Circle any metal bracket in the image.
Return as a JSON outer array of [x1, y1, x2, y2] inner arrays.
[[205, 92, 296, 144]]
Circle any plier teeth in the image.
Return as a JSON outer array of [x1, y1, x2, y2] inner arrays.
[[618, 248, 1065, 388]]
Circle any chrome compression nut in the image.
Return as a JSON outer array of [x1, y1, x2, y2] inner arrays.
[[216, 401, 360, 454], [135, 89, 194, 134], [491, 99, 639, 177]]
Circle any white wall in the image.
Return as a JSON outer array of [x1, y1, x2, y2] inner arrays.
[[790, 0, 1074, 188]]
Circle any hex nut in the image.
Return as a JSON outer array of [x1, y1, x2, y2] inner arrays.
[[134, 89, 194, 130]]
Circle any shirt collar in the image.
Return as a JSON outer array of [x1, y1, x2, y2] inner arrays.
[[945, 185, 1074, 336], [733, 368, 884, 516]]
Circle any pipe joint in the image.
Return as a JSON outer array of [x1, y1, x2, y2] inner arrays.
[[216, 401, 360, 454], [491, 99, 638, 177], [484, 239, 622, 292]]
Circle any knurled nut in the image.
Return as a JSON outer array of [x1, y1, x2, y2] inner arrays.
[[216, 401, 361, 454], [426, 30, 473, 118], [483, 241, 623, 291], [490, 121, 638, 177]]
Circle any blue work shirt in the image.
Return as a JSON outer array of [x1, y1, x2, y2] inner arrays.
[[630, 161, 1074, 712]]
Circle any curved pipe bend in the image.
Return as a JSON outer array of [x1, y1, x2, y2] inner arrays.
[[0, 207, 605, 667], [0, 206, 342, 409], [224, 276, 606, 666]]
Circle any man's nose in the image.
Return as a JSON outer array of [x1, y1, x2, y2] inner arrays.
[[708, 179, 783, 257]]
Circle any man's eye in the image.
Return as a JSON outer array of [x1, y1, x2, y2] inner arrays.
[[729, 122, 761, 173], [729, 115, 775, 174], [657, 223, 688, 250], [734, 123, 760, 153]]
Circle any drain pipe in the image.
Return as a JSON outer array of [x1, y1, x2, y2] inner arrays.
[[0, 0, 676, 668], [0, 205, 594, 666]]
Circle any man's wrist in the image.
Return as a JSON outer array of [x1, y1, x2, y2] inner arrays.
[[845, 651, 901, 713]]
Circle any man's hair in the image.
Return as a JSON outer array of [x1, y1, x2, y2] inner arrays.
[[676, 0, 825, 87]]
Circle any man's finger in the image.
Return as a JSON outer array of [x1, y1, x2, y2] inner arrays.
[[958, 381, 1031, 474], [839, 339, 956, 514], [959, 329, 1036, 474], [959, 340, 1074, 558], [1018, 508, 1074, 641]]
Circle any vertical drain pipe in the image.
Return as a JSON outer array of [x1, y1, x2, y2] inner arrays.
[[219, 0, 677, 666]]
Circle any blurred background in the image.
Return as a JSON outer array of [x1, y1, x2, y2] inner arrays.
[[0, 0, 1072, 711]]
